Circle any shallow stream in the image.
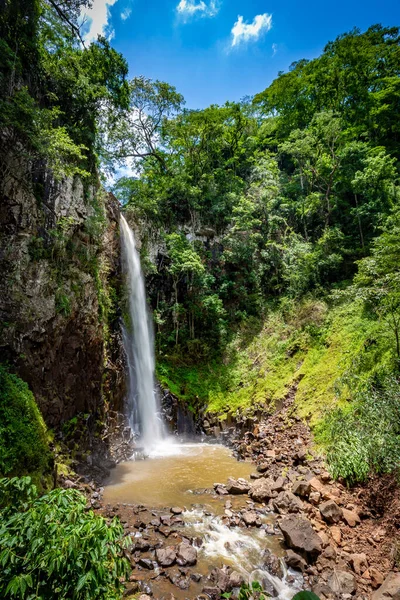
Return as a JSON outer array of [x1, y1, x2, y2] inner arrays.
[[103, 441, 302, 599]]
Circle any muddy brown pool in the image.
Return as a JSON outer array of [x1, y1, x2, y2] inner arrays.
[[103, 442, 254, 507]]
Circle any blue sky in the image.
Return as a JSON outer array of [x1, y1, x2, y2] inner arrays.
[[82, 0, 400, 109]]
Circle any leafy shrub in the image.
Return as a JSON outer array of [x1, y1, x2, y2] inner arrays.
[[0, 477, 130, 599], [0, 365, 52, 478], [317, 377, 400, 484]]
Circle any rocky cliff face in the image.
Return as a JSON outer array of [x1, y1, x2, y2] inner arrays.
[[0, 159, 125, 427]]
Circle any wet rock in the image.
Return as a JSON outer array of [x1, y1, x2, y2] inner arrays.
[[341, 508, 361, 527], [138, 558, 154, 570], [241, 511, 259, 527], [312, 582, 334, 599], [350, 553, 368, 575], [248, 478, 278, 502], [134, 539, 151, 552], [273, 491, 303, 514], [229, 571, 245, 589], [292, 480, 311, 497], [263, 548, 284, 578], [226, 477, 250, 495], [285, 549, 307, 572], [160, 515, 172, 526], [202, 587, 221, 599], [256, 463, 269, 473], [138, 595, 152, 600], [279, 515, 322, 557], [155, 547, 177, 567], [191, 573, 203, 583], [319, 500, 343, 523], [371, 572, 400, 600], [327, 570, 357, 595], [176, 542, 197, 566], [214, 483, 228, 496], [209, 567, 230, 592], [171, 507, 183, 515]]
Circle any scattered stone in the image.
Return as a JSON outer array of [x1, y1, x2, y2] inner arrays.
[[138, 558, 154, 570], [226, 478, 250, 495], [241, 511, 258, 527], [330, 525, 341, 545], [209, 567, 230, 592], [322, 545, 336, 560], [319, 500, 343, 523], [271, 476, 285, 492], [256, 463, 269, 473], [155, 547, 176, 567], [369, 567, 384, 589], [285, 549, 307, 572], [249, 478, 278, 502], [350, 553, 368, 575], [309, 491, 321, 505], [263, 549, 284, 578], [279, 515, 322, 557], [176, 542, 197, 567], [229, 571, 245, 588], [292, 480, 311, 497], [371, 572, 400, 600], [171, 507, 183, 515], [273, 491, 303, 514], [214, 484, 228, 496], [327, 570, 357, 595], [341, 508, 361, 527]]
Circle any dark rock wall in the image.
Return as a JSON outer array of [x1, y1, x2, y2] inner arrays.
[[0, 159, 125, 427]]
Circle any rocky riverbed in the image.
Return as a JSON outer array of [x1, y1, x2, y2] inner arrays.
[[63, 390, 399, 600]]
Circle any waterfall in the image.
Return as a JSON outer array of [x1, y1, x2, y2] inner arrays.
[[120, 214, 163, 450]]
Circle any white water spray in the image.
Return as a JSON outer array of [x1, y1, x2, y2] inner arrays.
[[120, 214, 163, 450]]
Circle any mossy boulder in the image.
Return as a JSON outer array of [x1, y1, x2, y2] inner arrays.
[[0, 365, 52, 478]]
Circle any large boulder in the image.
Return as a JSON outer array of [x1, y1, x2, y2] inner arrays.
[[155, 546, 176, 567], [319, 500, 343, 523], [176, 542, 197, 566], [327, 570, 357, 595], [292, 480, 311, 497], [273, 491, 303, 514], [249, 478, 278, 502], [371, 572, 400, 600], [279, 515, 322, 557], [226, 477, 250, 494]]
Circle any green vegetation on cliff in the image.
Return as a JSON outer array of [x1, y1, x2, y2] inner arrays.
[[0, 366, 52, 481]]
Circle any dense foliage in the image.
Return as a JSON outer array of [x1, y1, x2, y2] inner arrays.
[[0, 0, 129, 184], [114, 25, 399, 363], [0, 365, 52, 479], [112, 25, 400, 484], [0, 477, 130, 599]]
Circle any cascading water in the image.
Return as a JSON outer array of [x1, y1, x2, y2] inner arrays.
[[120, 214, 163, 451]]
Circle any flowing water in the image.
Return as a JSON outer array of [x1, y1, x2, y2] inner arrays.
[[103, 443, 303, 599], [117, 216, 301, 598], [120, 215, 163, 450]]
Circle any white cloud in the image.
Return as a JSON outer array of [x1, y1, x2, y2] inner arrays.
[[80, 0, 119, 43], [231, 13, 272, 47], [121, 6, 132, 20], [272, 42, 277, 56], [176, 0, 219, 20]]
